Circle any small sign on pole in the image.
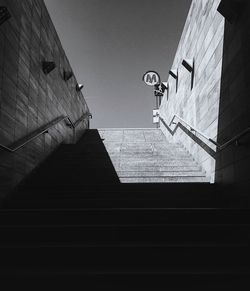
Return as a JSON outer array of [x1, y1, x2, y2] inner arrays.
[[153, 109, 159, 124], [142, 71, 162, 127]]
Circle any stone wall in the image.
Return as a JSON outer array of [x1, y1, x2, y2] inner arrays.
[[159, 0, 224, 182], [0, 0, 89, 198], [215, 0, 250, 186]]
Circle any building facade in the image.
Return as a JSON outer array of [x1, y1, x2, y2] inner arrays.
[[0, 0, 90, 198], [160, 0, 250, 187]]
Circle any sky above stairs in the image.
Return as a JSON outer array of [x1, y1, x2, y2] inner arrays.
[[44, 0, 191, 128]]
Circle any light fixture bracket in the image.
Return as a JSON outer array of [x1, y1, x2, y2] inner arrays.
[[42, 61, 56, 75], [63, 70, 73, 81], [0, 7, 11, 26], [182, 59, 195, 89], [76, 84, 84, 91], [169, 69, 178, 93]]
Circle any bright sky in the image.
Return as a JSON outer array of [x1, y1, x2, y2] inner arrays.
[[44, 0, 191, 128]]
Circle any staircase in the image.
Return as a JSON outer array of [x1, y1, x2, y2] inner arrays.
[[99, 128, 209, 183], [0, 129, 249, 289]]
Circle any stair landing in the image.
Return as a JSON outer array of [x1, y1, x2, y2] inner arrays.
[[98, 129, 209, 183]]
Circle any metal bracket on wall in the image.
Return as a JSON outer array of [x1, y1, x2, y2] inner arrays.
[[42, 61, 56, 75], [63, 70, 73, 81], [169, 69, 178, 93], [76, 83, 84, 91], [0, 7, 11, 26], [182, 59, 195, 90]]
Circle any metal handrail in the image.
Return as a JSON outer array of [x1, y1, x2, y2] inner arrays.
[[0, 113, 90, 153], [218, 126, 250, 150], [162, 114, 250, 151], [169, 115, 220, 147]]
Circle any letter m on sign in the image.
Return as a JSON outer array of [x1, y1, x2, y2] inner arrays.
[[146, 74, 157, 84], [143, 71, 160, 86]]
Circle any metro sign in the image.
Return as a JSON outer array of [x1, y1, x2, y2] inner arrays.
[[143, 71, 160, 86]]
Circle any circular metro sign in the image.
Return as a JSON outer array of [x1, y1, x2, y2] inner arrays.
[[143, 71, 160, 86]]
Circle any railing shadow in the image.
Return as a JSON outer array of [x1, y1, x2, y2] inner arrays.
[[159, 117, 217, 158]]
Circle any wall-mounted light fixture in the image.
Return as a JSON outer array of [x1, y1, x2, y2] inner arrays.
[[182, 59, 193, 72], [42, 61, 56, 75], [63, 70, 73, 81], [182, 59, 195, 89], [0, 7, 11, 26], [76, 83, 84, 91], [217, 0, 242, 23], [169, 69, 178, 93]]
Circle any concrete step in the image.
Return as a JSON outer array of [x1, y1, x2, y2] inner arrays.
[[115, 160, 200, 167], [103, 141, 183, 147], [120, 176, 210, 183], [99, 129, 168, 142], [1, 272, 248, 289], [1, 208, 249, 226], [3, 198, 223, 209], [108, 144, 186, 150], [12, 183, 221, 198], [1, 224, 248, 247], [115, 165, 202, 171], [109, 153, 193, 158], [0, 246, 248, 272], [117, 171, 206, 177], [0, 272, 249, 290]]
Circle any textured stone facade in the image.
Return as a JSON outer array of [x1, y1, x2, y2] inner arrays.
[[0, 0, 89, 198], [215, 0, 250, 186], [159, 0, 224, 182]]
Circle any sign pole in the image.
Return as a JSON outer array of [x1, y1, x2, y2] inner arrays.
[[143, 70, 166, 128]]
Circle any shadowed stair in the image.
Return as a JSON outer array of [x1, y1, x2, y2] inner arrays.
[[0, 129, 249, 289]]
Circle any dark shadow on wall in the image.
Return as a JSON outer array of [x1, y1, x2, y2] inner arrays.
[[160, 117, 217, 158], [215, 0, 250, 186], [72, 129, 121, 185], [14, 129, 120, 195]]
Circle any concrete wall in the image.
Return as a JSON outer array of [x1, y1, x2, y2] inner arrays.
[[0, 0, 89, 198], [159, 0, 224, 182], [215, 0, 250, 186]]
